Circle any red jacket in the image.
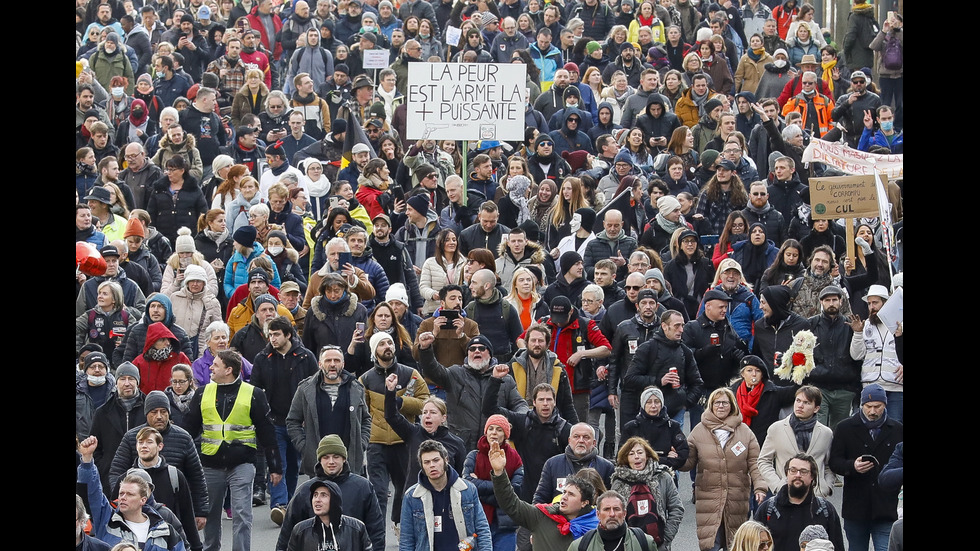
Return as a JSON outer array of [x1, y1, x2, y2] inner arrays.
[[134, 322, 192, 394], [246, 7, 283, 61], [771, 5, 799, 40], [530, 314, 612, 393], [356, 184, 387, 220], [239, 49, 272, 88]]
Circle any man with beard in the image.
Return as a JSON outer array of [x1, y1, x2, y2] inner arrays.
[[534, 68, 572, 122], [526, 134, 572, 186], [759, 386, 836, 500], [289, 72, 332, 140], [787, 246, 851, 319], [369, 213, 425, 314], [414, 285, 480, 370], [293, 119, 346, 182], [742, 181, 787, 246], [319, 65, 352, 122], [90, 363, 145, 491], [205, 37, 248, 104], [850, 285, 903, 423], [570, 491, 659, 551], [682, 289, 746, 426], [506, 324, 577, 423], [358, 332, 430, 535], [797, 285, 862, 431], [829, 384, 903, 551], [279, 1, 316, 62], [251, 316, 318, 524], [465, 269, 525, 363], [753, 284, 810, 376], [276, 433, 383, 551], [596, 272, 646, 341], [417, 333, 528, 450], [601, 43, 646, 89], [755, 454, 845, 551]]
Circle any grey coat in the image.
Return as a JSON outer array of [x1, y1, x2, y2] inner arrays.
[[418, 346, 529, 450], [287, 369, 372, 476]]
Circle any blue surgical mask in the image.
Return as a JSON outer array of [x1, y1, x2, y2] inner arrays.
[[156, 70, 166, 78], [880, 121, 894, 132], [111, 87, 125, 98]]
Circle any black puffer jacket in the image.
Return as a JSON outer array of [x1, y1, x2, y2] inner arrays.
[[728, 362, 797, 446], [683, 313, 747, 392], [145, 174, 209, 245], [804, 313, 861, 391], [302, 293, 368, 360], [623, 331, 703, 417], [608, 314, 664, 407], [622, 409, 690, 471]]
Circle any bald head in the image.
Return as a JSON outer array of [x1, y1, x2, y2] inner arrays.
[[111, 240, 128, 260], [473, 268, 496, 287], [603, 209, 624, 238], [626, 272, 646, 302]]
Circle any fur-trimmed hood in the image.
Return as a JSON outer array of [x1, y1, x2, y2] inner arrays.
[[158, 131, 198, 151], [310, 292, 360, 320], [496, 238, 548, 264]]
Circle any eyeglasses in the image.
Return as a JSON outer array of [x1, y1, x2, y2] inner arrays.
[[713, 400, 731, 407], [125, 152, 143, 159], [468, 345, 488, 352], [538, 141, 553, 146], [787, 467, 811, 476], [581, 298, 598, 304], [171, 378, 189, 385], [625, 285, 643, 291]]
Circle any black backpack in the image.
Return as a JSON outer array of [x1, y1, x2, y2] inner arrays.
[[577, 527, 651, 551], [625, 482, 665, 545]]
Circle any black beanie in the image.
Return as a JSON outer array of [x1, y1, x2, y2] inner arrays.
[[560, 251, 583, 275]]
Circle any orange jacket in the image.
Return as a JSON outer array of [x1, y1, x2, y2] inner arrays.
[[782, 93, 835, 138]]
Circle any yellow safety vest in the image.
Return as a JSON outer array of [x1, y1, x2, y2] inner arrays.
[[200, 382, 256, 455]]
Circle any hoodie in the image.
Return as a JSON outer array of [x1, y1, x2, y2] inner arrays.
[[134, 322, 191, 394]]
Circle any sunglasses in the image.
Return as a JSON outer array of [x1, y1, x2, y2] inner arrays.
[[625, 285, 643, 291], [468, 345, 488, 352], [538, 141, 554, 146]]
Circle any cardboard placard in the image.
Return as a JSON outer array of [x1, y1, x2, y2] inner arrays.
[[809, 175, 879, 219]]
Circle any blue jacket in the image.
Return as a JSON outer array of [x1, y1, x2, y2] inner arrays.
[[549, 109, 595, 156], [400, 467, 492, 551], [350, 252, 391, 310], [223, 242, 282, 298], [533, 450, 615, 505], [698, 283, 764, 351], [529, 43, 563, 82], [79, 461, 186, 551], [857, 127, 903, 154]]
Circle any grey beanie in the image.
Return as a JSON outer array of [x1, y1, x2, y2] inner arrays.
[[799, 525, 830, 545], [253, 293, 279, 311], [641, 386, 665, 411], [656, 195, 681, 215], [143, 390, 171, 416], [116, 362, 141, 383], [644, 268, 667, 289]]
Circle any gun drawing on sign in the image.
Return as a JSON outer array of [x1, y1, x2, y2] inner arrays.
[[422, 124, 450, 139]]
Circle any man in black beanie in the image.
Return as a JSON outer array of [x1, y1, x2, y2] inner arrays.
[[753, 285, 810, 375], [542, 251, 590, 307]]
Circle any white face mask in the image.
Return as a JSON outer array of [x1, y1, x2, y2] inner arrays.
[[87, 374, 107, 386], [111, 87, 125, 98], [774, 59, 787, 68], [268, 245, 284, 255], [569, 213, 582, 232]]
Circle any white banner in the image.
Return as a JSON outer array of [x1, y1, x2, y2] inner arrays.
[[801, 139, 903, 178], [406, 63, 527, 141], [363, 49, 390, 70]]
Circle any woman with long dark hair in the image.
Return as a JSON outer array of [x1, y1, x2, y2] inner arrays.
[[759, 238, 805, 291], [711, 211, 748, 268], [731, 223, 779, 292], [420, 228, 466, 316]]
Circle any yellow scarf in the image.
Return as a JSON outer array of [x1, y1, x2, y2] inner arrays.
[[821, 58, 837, 94]]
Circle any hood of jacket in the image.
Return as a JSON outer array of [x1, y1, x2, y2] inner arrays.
[[645, 93, 668, 116], [561, 107, 586, 136], [159, 131, 197, 151], [496, 239, 547, 264], [142, 322, 180, 355], [311, 292, 360, 320]]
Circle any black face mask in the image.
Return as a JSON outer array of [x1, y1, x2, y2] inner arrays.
[[132, 109, 145, 118]]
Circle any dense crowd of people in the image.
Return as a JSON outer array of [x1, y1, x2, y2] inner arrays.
[[76, 0, 904, 550]]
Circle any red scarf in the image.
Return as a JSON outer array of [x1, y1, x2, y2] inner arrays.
[[535, 504, 571, 535], [638, 14, 655, 27], [736, 381, 764, 426], [474, 436, 522, 523]]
